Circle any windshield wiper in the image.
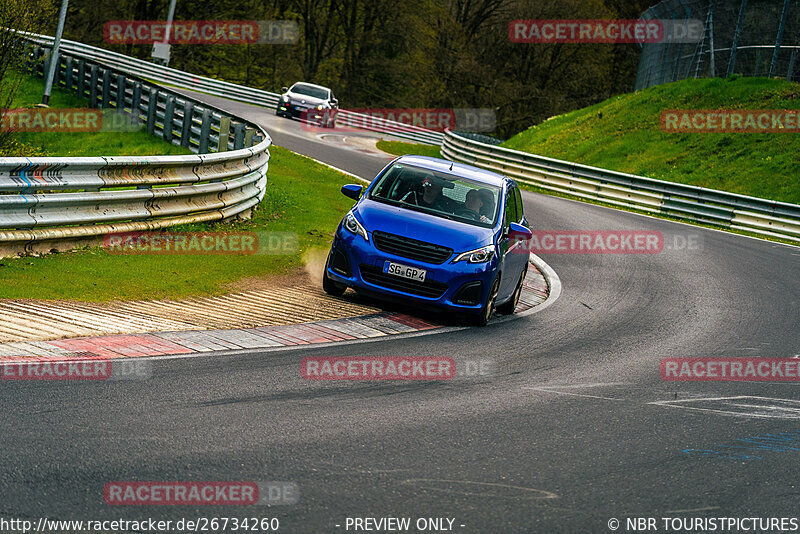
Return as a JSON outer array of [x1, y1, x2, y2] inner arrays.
[[372, 196, 454, 220], [399, 200, 453, 219]]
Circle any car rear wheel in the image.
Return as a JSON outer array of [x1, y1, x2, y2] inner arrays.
[[472, 278, 499, 327], [497, 265, 527, 315], [322, 258, 346, 297]]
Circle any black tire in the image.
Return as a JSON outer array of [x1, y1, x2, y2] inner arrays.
[[322, 258, 346, 297], [497, 266, 527, 315], [472, 278, 499, 327]]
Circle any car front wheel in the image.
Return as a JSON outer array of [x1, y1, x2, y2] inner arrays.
[[497, 266, 527, 315], [472, 278, 499, 327], [322, 258, 347, 297]]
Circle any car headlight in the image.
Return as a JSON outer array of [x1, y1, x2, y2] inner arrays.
[[452, 245, 495, 263], [316, 104, 325, 111], [282, 95, 290, 102], [343, 212, 368, 241]]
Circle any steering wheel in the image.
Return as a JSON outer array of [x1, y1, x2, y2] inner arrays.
[[455, 208, 479, 220]]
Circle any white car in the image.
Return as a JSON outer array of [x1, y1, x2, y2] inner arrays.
[[276, 82, 339, 128]]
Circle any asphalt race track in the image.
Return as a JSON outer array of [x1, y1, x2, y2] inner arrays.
[[1, 92, 798, 533]]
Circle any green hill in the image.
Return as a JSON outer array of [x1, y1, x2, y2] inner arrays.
[[502, 76, 800, 205]]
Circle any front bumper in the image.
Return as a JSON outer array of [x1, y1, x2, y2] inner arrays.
[[276, 102, 328, 121], [325, 227, 497, 314]]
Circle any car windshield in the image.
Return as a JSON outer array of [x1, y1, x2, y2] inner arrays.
[[290, 83, 329, 100], [368, 163, 501, 227]]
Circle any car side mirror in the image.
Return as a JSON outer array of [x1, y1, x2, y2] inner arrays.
[[331, 98, 338, 106], [281, 86, 288, 93], [341, 184, 363, 201], [508, 222, 532, 243]]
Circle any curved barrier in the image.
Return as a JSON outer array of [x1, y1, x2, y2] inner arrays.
[[0, 38, 271, 256], [442, 131, 800, 242], [21, 32, 443, 146], [12, 33, 799, 245]]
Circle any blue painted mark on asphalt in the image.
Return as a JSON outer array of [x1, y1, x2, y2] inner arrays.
[[684, 430, 800, 461]]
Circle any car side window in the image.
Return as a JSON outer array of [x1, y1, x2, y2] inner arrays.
[[513, 186, 524, 223], [504, 188, 517, 231]]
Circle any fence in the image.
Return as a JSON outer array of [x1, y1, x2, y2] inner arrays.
[[636, 0, 800, 89], [442, 131, 800, 242], [0, 38, 271, 256]]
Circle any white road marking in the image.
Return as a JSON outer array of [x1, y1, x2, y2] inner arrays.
[[650, 396, 800, 419], [524, 387, 626, 401], [399, 479, 558, 500]]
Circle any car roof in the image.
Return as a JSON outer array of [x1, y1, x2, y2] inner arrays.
[[393, 155, 508, 187], [290, 82, 331, 92]]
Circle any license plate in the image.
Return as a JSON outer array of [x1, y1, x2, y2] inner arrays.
[[383, 261, 426, 282]]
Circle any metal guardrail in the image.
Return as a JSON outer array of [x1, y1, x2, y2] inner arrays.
[[21, 32, 444, 146], [0, 38, 271, 256], [13, 33, 798, 246], [442, 131, 800, 242]]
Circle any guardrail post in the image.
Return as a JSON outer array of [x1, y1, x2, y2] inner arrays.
[[89, 65, 99, 107], [163, 96, 175, 142], [116, 74, 126, 110], [199, 109, 212, 153], [788, 50, 798, 82], [146, 89, 157, 134], [132, 82, 142, 121], [244, 127, 255, 147], [217, 117, 231, 152], [64, 56, 73, 91], [180, 101, 194, 148], [101, 69, 111, 108], [233, 122, 245, 150], [77, 59, 86, 98]]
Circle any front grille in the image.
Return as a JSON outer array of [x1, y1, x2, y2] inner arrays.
[[372, 231, 453, 265], [359, 264, 448, 299]]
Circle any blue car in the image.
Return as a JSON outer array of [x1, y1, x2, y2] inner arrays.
[[323, 155, 533, 326]]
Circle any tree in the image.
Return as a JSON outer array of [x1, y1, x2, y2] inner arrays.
[[0, 0, 53, 150]]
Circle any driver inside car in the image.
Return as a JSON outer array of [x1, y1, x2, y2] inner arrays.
[[401, 176, 448, 211], [463, 189, 491, 223]]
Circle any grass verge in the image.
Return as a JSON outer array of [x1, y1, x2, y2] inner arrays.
[[0, 146, 356, 301], [503, 76, 800, 205], [376, 140, 442, 158], [0, 71, 191, 157]]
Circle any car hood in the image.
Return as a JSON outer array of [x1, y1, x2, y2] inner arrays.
[[286, 92, 326, 106], [355, 199, 495, 252]]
